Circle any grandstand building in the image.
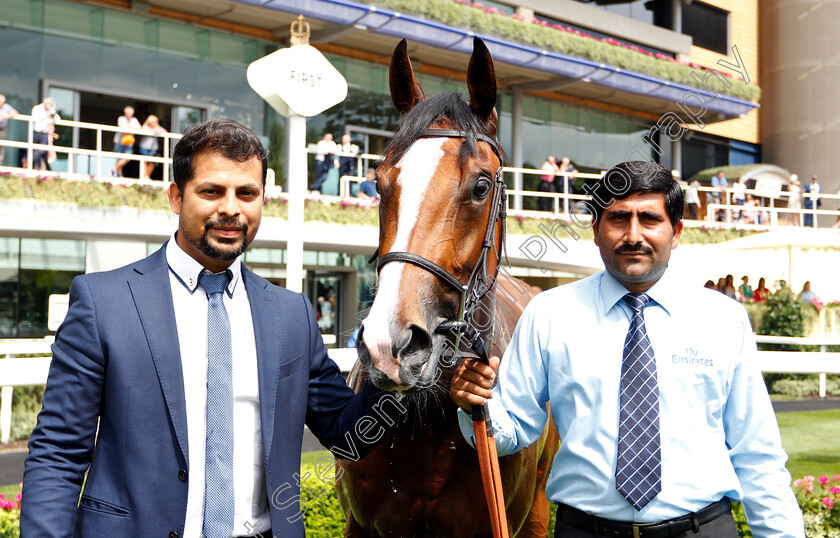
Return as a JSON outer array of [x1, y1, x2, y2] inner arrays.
[[2, 0, 836, 342]]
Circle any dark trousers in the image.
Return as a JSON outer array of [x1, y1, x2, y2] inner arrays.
[[538, 180, 555, 212], [553, 505, 739, 538], [32, 131, 50, 169], [312, 159, 332, 191], [688, 203, 698, 220]]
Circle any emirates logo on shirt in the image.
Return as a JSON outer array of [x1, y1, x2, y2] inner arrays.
[[672, 347, 714, 367]]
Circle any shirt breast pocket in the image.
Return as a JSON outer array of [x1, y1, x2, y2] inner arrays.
[[670, 370, 726, 432]]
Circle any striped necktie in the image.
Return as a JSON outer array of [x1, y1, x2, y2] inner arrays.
[[615, 292, 661, 511], [200, 271, 234, 538]]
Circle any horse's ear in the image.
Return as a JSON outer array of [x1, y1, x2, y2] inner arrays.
[[390, 39, 425, 115], [467, 37, 497, 122]]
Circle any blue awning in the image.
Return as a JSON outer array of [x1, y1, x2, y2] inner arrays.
[[234, 0, 758, 118]]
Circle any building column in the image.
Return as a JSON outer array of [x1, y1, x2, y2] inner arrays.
[[672, 137, 682, 175], [512, 86, 524, 211], [671, 0, 682, 33]]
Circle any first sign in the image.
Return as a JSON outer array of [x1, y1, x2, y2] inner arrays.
[[247, 44, 348, 118]]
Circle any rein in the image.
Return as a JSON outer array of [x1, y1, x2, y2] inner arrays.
[[373, 128, 508, 363]]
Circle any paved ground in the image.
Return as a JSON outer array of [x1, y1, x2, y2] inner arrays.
[[2, 399, 838, 487]]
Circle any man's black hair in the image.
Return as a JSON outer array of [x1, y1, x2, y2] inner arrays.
[[172, 119, 268, 192], [591, 161, 684, 227]]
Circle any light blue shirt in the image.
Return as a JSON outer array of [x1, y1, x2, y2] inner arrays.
[[711, 175, 728, 188], [458, 269, 804, 537]]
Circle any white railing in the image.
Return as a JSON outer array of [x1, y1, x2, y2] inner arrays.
[[0, 337, 357, 443], [1, 114, 181, 182], [699, 185, 840, 228], [3, 114, 838, 228], [2, 334, 837, 443]]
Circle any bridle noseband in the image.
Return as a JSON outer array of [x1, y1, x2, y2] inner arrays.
[[373, 128, 507, 362]]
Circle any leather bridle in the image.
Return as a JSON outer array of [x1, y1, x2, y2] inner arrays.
[[372, 128, 507, 362]]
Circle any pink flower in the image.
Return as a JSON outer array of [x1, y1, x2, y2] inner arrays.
[[15, 493, 21, 502], [794, 479, 802, 487], [823, 496, 835, 510], [834, 475, 840, 481], [820, 476, 830, 486], [806, 484, 815, 494], [830, 486, 840, 495], [470, 2, 483, 8]]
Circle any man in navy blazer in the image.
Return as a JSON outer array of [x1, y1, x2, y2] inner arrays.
[[21, 119, 400, 537]]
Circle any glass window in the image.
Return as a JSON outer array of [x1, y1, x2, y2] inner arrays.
[[682, 1, 729, 54], [0, 239, 84, 337]]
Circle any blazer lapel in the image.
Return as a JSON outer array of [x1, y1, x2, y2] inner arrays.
[[128, 248, 189, 465], [244, 268, 281, 463]]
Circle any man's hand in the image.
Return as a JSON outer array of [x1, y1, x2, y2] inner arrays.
[[450, 355, 500, 412]]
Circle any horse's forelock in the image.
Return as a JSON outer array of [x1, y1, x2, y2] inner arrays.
[[382, 92, 496, 169]]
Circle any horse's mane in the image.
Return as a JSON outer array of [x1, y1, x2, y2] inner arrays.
[[381, 92, 497, 168]]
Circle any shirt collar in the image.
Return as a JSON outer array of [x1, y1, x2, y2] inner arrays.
[[600, 266, 678, 316], [166, 233, 241, 297]]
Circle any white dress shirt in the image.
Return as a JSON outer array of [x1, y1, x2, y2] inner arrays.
[[166, 236, 270, 537], [458, 268, 804, 537], [30, 103, 59, 134]]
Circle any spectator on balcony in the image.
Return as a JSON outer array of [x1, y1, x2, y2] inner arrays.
[[337, 133, 359, 179], [678, 171, 702, 221], [753, 277, 770, 303], [538, 155, 560, 212], [798, 281, 817, 304], [139, 115, 167, 180], [0, 94, 19, 166], [803, 175, 822, 227], [710, 170, 728, 221], [733, 176, 747, 221], [787, 174, 801, 226], [557, 156, 577, 194], [738, 276, 753, 302], [311, 132, 338, 195], [111, 105, 141, 177], [357, 167, 380, 206], [30, 97, 60, 171]]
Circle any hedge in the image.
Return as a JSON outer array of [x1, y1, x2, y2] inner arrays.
[[357, 0, 760, 101]]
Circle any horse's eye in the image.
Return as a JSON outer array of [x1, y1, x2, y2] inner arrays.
[[472, 178, 492, 200]]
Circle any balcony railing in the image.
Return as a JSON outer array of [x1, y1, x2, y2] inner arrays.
[[3, 115, 839, 229]]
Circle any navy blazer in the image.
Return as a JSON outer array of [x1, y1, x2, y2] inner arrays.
[[21, 246, 390, 537]]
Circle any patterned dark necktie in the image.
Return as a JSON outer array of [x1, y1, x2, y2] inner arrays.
[[615, 292, 662, 510], [200, 271, 234, 538]]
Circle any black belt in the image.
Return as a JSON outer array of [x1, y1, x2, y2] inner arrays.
[[555, 499, 730, 538]]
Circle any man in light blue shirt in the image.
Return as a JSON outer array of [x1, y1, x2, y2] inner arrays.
[[451, 162, 803, 537]]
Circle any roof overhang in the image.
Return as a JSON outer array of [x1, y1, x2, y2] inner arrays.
[[221, 0, 757, 121]]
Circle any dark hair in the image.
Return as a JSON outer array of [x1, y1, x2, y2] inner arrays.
[[591, 161, 684, 227], [172, 119, 268, 192], [381, 92, 498, 168]]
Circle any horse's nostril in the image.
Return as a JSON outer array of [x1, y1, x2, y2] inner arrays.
[[396, 324, 432, 359]]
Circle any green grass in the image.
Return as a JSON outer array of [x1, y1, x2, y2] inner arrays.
[[777, 409, 840, 480]]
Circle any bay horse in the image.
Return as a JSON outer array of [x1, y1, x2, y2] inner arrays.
[[335, 38, 559, 537]]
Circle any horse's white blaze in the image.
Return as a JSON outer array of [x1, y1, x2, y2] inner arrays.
[[362, 139, 446, 382]]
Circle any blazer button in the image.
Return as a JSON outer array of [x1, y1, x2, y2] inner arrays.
[[178, 469, 187, 481], [169, 532, 178, 538]]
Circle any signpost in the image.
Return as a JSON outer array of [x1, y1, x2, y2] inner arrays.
[[247, 16, 348, 293]]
